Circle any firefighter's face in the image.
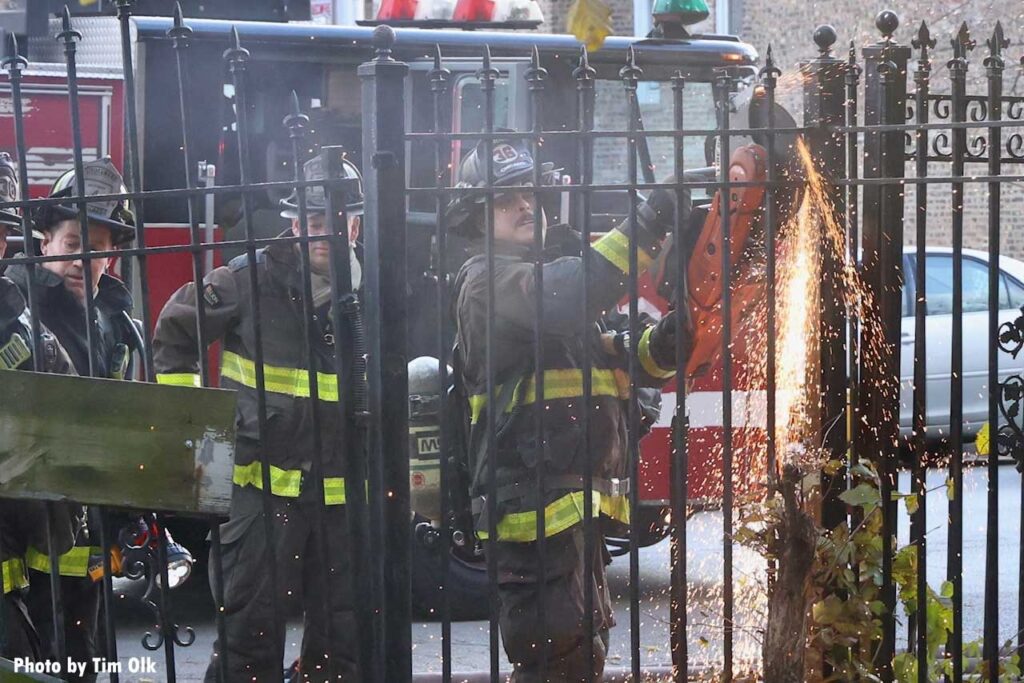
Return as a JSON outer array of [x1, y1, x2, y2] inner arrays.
[[40, 219, 114, 303], [291, 212, 360, 275], [492, 191, 545, 246]]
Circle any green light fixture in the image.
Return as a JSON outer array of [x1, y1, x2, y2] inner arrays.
[[652, 0, 709, 26]]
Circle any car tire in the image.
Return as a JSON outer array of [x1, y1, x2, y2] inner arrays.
[[410, 516, 490, 622]]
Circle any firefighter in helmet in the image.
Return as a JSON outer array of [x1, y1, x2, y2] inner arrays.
[[154, 151, 364, 682], [448, 135, 689, 681], [0, 151, 80, 663], [5, 157, 139, 680]]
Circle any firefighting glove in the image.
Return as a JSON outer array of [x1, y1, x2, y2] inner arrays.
[[647, 308, 693, 371], [638, 179, 691, 239]]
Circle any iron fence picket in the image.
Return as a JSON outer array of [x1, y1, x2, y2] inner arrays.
[[713, 68, 735, 681], [477, 44, 501, 683], [221, 26, 285, 679], [669, 67, 688, 683], [620, 45, 644, 682], [525, 44, 549, 679], [574, 45, 598, 682], [428, 43, 454, 683], [983, 22, 1007, 678], [910, 21, 933, 683], [947, 25, 971, 682]]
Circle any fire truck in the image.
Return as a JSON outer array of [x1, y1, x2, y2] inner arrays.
[[0, 8, 762, 618]]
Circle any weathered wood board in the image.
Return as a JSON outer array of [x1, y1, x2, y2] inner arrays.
[[0, 370, 236, 516]]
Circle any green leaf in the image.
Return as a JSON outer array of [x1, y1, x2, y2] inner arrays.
[[904, 494, 919, 516], [946, 477, 955, 501], [940, 581, 954, 599], [824, 459, 844, 476], [840, 483, 882, 509]]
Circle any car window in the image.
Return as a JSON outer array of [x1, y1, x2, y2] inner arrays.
[[924, 255, 992, 314], [1006, 275, 1024, 309]]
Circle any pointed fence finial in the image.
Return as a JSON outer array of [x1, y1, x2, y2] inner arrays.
[[283, 90, 308, 136], [620, 44, 642, 85], [912, 21, 934, 51], [57, 5, 82, 44], [223, 25, 250, 65], [987, 22, 1009, 57], [953, 22, 976, 58], [2, 32, 26, 72], [760, 43, 781, 80], [168, 2, 192, 43], [573, 46, 595, 82], [526, 45, 547, 91]]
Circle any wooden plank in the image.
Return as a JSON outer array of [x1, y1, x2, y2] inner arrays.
[[0, 370, 236, 516]]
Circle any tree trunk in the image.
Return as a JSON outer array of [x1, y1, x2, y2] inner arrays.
[[762, 463, 819, 683]]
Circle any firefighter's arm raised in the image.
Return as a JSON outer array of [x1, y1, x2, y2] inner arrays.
[[479, 187, 690, 339], [600, 308, 689, 387], [153, 265, 242, 387]]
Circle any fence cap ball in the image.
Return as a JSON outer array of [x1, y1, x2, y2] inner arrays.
[[875, 10, 899, 41], [812, 25, 836, 55]]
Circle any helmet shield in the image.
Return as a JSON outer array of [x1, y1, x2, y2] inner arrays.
[[280, 152, 364, 219], [34, 158, 136, 245], [445, 135, 560, 235]]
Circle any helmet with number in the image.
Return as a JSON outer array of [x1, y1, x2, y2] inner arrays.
[[33, 157, 136, 246], [0, 153, 21, 231], [444, 134, 560, 234], [280, 152, 364, 219]]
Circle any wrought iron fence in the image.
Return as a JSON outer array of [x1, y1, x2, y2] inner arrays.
[[0, 3, 1024, 682]]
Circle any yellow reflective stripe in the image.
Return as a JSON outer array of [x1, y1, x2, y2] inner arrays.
[[221, 351, 339, 402], [478, 491, 631, 542], [233, 462, 348, 505], [324, 477, 347, 505], [469, 369, 630, 425], [638, 326, 675, 379], [233, 462, 303, 497], [599, 494, 631, 525], [2, 557, 28, 593], [592, 230, 652, 275], [156, 373, 201, 387], [24, 546, 98, 577]]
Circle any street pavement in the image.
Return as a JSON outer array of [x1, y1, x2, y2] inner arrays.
[[103, 463, 1022, 681]]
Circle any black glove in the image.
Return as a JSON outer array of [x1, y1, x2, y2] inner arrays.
[[638, 180, 691, 239]]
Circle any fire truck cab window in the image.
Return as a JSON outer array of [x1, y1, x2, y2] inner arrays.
[[592, 80, 715, 189]]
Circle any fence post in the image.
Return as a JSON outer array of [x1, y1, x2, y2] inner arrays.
[[359, 25, 411, 683], [859, 10, 909, 681], [801, 24, 849, 533]]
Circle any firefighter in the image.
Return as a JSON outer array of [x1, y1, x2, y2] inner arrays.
[[5, 157, 138, 681], [447, 136, 689, 682], [153, 151, 363, 682], [0, 152, 79, 662]]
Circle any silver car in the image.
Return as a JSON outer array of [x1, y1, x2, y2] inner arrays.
[[898, 247, 1024, 440]]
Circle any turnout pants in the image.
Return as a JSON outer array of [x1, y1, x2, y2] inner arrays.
[[2, 592, 43, 661], [205, 484, 358, 683], [25, 574, 101, 682], [491, 525, 614, 683]]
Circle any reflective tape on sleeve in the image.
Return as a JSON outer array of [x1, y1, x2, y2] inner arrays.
[[592, 230, 653, 276], [2, 557, 28, 594], [156, 373, 202, 387], [25, 545, 99, 578], [638, 326, 676, 379]]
